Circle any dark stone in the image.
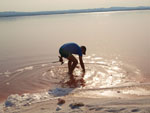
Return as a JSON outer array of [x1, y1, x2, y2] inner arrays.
[[69, 102, 84, 109], [131, 109, 140, 112], [57, 98, 65, 105]]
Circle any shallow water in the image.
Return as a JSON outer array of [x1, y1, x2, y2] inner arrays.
[[0, 10, 150, 101], [2, 57, 150, 107], [0, 55, 149, 102]]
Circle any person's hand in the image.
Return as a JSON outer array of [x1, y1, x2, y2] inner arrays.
[[81, 69, 85, 77], [58, 56, 64, 65]]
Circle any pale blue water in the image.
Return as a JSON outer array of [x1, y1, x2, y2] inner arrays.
[[0, 10, 150, 101]]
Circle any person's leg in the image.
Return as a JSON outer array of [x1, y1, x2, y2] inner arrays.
[[68, 60, 72, 73], [67, 55, 78, 75]]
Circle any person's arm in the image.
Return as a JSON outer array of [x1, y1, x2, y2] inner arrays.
[[79, 56, 85, 72], [58, 56, 64, 65]]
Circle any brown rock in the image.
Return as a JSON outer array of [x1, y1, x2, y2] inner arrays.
[[57, 98, 65, 105]]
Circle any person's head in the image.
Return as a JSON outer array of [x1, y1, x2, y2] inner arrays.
[[81, 46, 86, 55]]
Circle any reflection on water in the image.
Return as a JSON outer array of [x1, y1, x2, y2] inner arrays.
[[79, 55, 142, 88], [0, 54, 150, 102]]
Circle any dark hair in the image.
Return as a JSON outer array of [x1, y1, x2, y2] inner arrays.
[[81, 46, 86, 55]]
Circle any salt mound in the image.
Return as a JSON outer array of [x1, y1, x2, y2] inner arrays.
[[4, 92, 52, 107], [4, 88, 74, 107]]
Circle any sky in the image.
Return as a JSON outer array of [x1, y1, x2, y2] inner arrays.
[[0, 0, 150, 12]]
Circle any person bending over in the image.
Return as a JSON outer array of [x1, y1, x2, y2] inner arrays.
[[59, 42, 86, 79]]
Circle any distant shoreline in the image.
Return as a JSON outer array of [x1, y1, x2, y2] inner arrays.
[[0, 6, 150, 17]]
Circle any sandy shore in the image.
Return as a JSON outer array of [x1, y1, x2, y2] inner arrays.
[[1, 94, 150, 113]]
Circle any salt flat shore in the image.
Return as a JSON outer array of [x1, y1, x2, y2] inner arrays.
[[1, 94, 150, 113]]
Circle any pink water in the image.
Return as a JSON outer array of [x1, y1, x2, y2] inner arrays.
[[0, 10, 150, 101]]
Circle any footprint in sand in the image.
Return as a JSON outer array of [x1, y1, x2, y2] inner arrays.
[[89, 107, 103, 111], [131, 109, 140, 112], [105, 108, 126, 112]]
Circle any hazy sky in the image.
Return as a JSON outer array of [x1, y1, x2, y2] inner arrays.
[[0, 0, 150, 12]]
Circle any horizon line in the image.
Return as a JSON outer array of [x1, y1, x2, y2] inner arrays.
[[0, 6, 150, 17]]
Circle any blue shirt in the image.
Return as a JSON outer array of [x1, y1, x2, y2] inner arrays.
[[60, 43, 82, 56]]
